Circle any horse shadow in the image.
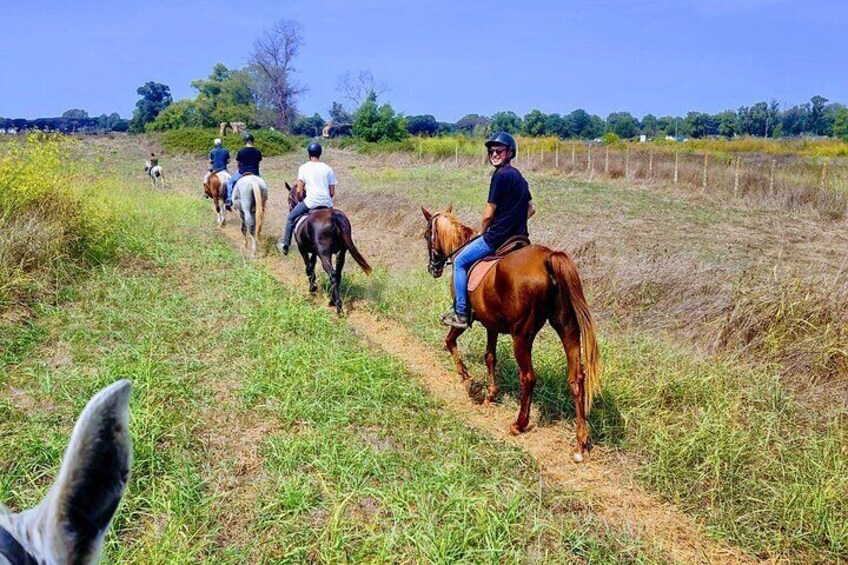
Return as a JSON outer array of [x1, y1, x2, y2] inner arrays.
[[471, 337, 626, 447]]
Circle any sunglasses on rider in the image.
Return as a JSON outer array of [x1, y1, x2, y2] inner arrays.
[[487, 146, 509, 156]]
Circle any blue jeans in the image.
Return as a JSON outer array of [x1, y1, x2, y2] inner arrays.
[[282, 201, 310, 247], [452, 236, 494, 317], [225, 172, 242, 202]]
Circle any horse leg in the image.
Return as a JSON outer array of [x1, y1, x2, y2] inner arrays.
[[510, 334, 538, 435], [334, 249, 346, 314], [308, 253, 318, 293], [483, 329, 499, 405], [445, 327, 484, 402], [300, 247, 317, 293], [318, 253, 336, 306], [551, 318, 589, 462]]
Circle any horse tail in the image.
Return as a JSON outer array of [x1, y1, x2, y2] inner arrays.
[[545, 251, 600, 414], [252, 180, 265, 239], [332, 211, 372, 274]]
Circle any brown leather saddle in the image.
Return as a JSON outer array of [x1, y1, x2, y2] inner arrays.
[[467, 236, 531, 292]]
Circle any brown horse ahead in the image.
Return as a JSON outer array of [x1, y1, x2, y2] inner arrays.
[[286, 182, 372, 314], [421, 207, 600, 461], [203, 170, 231, 226]]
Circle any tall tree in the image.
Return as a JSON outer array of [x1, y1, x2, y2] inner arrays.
[[130, 81, 171, 133], [490, 111, 522, 134], [62, 109, 89, 119], [249, 20, 305, 131], [328, 101, 352, 124], [353, 91, 407, 142], [336, 70, 388, 109], [809, 95, 829, 135], [606, 111, 639, 139], [522, 109, 547, 136], [406, 114, 438, 136]]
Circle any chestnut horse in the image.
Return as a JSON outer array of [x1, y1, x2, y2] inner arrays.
[[421, 207, 600, 461], [285, 182, 372, 314], [202, 170, 231, 226]]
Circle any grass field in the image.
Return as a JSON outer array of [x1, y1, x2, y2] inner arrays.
[[0, 138, 663, 563], [2, 135, 847, 563]]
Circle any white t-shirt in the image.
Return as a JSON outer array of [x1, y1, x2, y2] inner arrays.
[[298, 161, 337, 209]]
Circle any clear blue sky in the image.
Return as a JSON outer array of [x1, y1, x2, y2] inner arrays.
[[2, 0, 844, 121]]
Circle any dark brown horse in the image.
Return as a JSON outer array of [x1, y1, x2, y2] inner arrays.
[[421, 207, 601, 461], [286, 182, 372, 314], [202, 170, 231, 226]]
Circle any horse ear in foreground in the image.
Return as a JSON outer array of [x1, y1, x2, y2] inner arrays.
[[287, 182, 371, 315], [423, 208, 600, 462], [0, 380, 132, 565]]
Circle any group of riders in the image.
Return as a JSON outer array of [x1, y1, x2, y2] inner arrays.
[[200, 130, 532, 330]]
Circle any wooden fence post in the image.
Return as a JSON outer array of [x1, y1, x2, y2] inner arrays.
[[588, 145, 593, 179], [821, 159, 828, 188], [625, 146, 630, 179], [455, 141, 459, 166], [604, 146, 610, 174], [770, 158, 776, 194], [648, 151, 654, 178], [571, 143, 576, 167], [702, 153, 708, 190], [734, 156, 740, 198], [555, 142, 559, 168], [541, 146, 545, 168], [674, 152, 679, 184]]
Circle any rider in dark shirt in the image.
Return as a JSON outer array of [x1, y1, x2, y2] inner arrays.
[[225, 133, 262, 207], [441, 132, 535, 329]]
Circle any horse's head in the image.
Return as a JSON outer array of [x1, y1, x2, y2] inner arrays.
[[285, 181, 304, 212], [0, 381, 132, 565], [421, 205, 474, 278]]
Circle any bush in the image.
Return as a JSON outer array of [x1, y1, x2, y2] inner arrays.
[[0, 135, 122, 308], [159, 127, 295, 156]]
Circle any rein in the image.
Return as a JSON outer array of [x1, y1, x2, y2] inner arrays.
[[0, 526, 37, 565]]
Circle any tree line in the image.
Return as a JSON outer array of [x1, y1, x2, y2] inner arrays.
[[0, 109, 129, 133]]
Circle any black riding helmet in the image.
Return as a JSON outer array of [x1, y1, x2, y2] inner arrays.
[[485, 131, 517, 159], [307, 141, 322, 158], [243, 133, 255, 143]]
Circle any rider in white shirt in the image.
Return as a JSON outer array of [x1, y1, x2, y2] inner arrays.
[[278, 141, 337, 255]]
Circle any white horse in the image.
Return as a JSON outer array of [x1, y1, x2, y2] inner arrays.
[[0, 381, 132, 565], [144, 161, 165, 189], [233, 175, 267, 257]]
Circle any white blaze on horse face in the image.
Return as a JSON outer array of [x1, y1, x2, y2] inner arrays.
[[0, 380, 132, 565]]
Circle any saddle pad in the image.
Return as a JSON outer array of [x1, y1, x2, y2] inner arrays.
[[467, 237, 531, 293], [294, 214, 309, 234], [468, 257, 501, 292]]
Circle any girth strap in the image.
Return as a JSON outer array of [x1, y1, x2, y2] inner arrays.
[[0, 526, 38, 565]]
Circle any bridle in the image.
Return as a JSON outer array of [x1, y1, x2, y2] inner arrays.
[[425, 214, 478, 277], [0, 526, 37, 565]]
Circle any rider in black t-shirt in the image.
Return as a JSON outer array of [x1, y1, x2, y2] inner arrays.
[[225, 133, 263, 207], [440, 132, 535, 329]]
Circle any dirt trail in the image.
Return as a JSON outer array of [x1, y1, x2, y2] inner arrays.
[[212, 174, 761, 565]]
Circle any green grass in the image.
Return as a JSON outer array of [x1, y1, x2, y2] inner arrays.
[[0, 145, 662, 562]]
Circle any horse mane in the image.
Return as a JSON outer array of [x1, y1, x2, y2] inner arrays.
[[436, 212, 476, 256]]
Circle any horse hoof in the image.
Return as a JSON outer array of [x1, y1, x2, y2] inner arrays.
[[572, 452, 584, 463], [309, 285, 318, 293]]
